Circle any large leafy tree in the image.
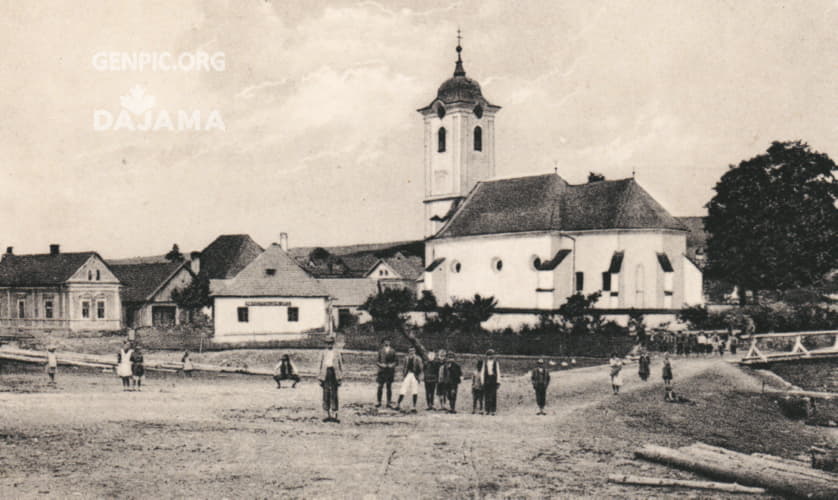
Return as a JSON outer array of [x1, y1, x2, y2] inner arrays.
[[706, 141, 837, 302]]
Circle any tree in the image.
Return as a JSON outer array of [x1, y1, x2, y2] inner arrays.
[[171, 274, 211, 320], [706, 141, 837, 302], [362, 288, 416, 332], [556, 291, 603, 335], [416, 290, 438, 312], [451, 294, 497, 332], [165, 244, 184, 262]]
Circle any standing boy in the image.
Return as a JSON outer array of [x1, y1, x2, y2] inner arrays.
[[396, 346, 423, 413], [439, 352, 462, 413], [436, 349, 448, 409], [531, 359, 550, 415], [662, 353, 674, 401], [481, 350, 501, 415], [318, 337, 343, 423], [423, 351, 441, 410], [376, 338, 398, 408], [46, 347, 57, 384]]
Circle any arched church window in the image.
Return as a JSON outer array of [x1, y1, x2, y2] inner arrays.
[[438, 127, 446, 153], [474, 126, 482, 151], [437, 104, 446, 119]]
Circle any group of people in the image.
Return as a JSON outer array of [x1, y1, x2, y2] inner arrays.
[[373, 339, 504, 416], [646, 331, 739, 357], [116, 341, 145, 391], [608, 351, 675, 401]]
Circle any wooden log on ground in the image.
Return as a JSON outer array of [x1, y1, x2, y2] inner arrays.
[[607, 473, 766, 494], [635, 444, 838, 499], [686, 443, 836, 481]]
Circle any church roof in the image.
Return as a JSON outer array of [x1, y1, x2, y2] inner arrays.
[[418, 42, 498, 112], [199, 234, 263, 280], [432, 174, 687, 239]]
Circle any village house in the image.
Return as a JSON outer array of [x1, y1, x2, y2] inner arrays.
[[109, 259, 196, 328], [0, 245, 122, 332], [209, 242, 332, 343], [418, 43, 703, 327], [197, 234, 264, 280]]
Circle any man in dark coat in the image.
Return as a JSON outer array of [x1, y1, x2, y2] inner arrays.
[[481, 349, 501, 415], [376, 338, 398, 408], [439, 352, 462, 413]]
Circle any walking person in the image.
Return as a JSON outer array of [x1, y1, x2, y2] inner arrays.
[[131, 347, 145, 391], [531, 359, 550, 415], [481, 350, 501, 415], [638, 351, 650, 382], [116, 341, 133, 391], [273, 354, 300, 389], [181, 350, 194, 377], [662, 353, 674, 401], [395, 346, 423, 413], [471, 360, 484, 414], [45, 347, 58, 385], [423, 350, 442, 410], [318, 337, 343, 423], [439, 352, 462, 413], [609, 353, 623, 394], [375, 338, 397, 408]]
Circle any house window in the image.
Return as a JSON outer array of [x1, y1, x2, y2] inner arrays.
[[97, 300, 106, 319], [287, 307, 299, 322], [492, 257, 503, 272], [45, 300, 54, 319], [237, 307, 249, 322], [438, 127, 446, 152], [17, 300, 25, 319], [82, 301, 90, 319], [602, 272, 611, 292], [474, 126, 482, 151], [265, 268, 276, 276], [575, 272, 584, 292], [96, 270, 101, 281], [88, 270, 93, 280]]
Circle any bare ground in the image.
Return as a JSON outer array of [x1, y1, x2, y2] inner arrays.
[[1, 356, 835, 499]]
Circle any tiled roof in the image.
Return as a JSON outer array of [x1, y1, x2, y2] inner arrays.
[[382, 256, 424, 281], [319, 278, 379, 307], [199, 234, 263, 279], [0, 252, 104, 286], [210, 244, 328, 298], [110, 261, 191, 303], [433, 174, 687, 239], [290, 241, 425, 279]]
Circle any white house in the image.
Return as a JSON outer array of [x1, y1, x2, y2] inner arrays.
[[210, 243, 331, 344], [419, 42, 703, 327]]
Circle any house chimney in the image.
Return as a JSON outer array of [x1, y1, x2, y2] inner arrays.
[[280, 232, 289, 251], [50, 244, 60, 255], [5, 246, 13, 255], [189, 251, 201, 274]]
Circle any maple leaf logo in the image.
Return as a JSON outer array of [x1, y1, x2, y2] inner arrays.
[[120, 85, 156, 115]]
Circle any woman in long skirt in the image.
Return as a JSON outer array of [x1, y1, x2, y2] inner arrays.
[[116, 342, 133, 391]]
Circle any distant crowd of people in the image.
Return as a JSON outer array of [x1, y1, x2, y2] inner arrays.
[[646, 331, 739, 357]]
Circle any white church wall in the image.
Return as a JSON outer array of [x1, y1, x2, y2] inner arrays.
[[683, 256, 705, 306]]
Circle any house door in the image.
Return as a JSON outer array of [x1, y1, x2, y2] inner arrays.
[[337, 308, 353, 329], [152, 306, 177, 327]]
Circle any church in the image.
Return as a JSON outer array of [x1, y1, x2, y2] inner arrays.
[[419, 42, 704, 327]]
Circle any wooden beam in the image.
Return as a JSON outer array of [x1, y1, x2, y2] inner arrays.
[[607, 474, 766, 494]]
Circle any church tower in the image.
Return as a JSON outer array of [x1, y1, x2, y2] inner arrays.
[[417, 35, 501, 237]]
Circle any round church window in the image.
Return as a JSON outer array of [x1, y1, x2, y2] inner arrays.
[[492, 258, 503, 272], [531, 255, 542, 271], [473, 105, 483, 119], [451, 261, 462, 273], [437, 104, 446, 119]]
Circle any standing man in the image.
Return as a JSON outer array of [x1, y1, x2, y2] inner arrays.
[[423, 350, 442, 410], [439, 351, 462, 413], [531, 359, 550, 415], [395, 346, 422, 413], [481, 350, 501, 416], [318, 336, 344, 423], [436, 349, 448, 409], [376, 338, 398, 408]]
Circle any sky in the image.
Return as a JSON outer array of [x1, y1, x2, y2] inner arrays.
[[1, 0, 836, 258]]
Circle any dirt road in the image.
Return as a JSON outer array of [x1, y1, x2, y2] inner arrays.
[[1, 356, 833, 498]]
